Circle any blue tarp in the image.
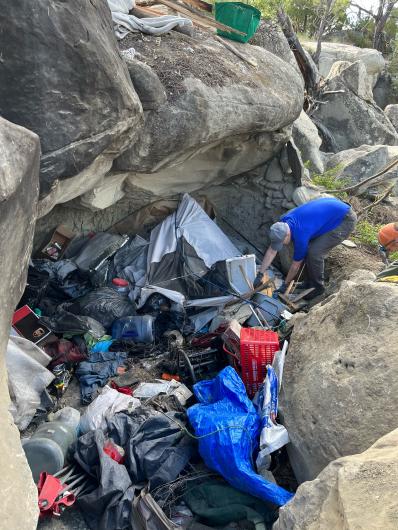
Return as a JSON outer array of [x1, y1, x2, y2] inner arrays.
[[187, 367, 294, 507]]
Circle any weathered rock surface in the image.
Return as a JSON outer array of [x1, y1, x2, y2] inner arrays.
[[292, 111, 324, 173], [274, 428, 398, 530], [303, 41, 385, 86], [280, 270, 398, 483], [384, 103, 398, 131], [102, 31, 304, 210], [0, 0, 142, 199], [313, 61, 398, 151], [0, 118, 41, 529], [325, 143, 398, 196], [373, 70, 397, 109]]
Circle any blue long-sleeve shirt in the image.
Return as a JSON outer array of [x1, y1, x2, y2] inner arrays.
[[280, 198, 350, 261]]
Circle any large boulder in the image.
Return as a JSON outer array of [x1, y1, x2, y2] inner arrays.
[[0, 0, 142, 209], [303, 41, 385, 86], [325, 143, 398, 196], [0, 118, 41, 528], [105, 31, 304, 207], [312, 61, 398, 151], [384, 103, 398, 131], [274, 428, 398, 530], [292, 111, 324, 173], [280, 270, 398, 483]]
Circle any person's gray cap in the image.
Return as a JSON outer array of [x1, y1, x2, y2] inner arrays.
[[270, 222, 289, 251]]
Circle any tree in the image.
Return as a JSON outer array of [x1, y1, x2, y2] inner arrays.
[[313, 0, 336, 64], [351, 0, 398, 51]]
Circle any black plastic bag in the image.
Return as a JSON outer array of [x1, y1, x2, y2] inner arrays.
[[62, 288, 136, 330]]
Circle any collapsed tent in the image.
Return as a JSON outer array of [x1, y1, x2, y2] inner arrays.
[[145, 193, 241, 299]]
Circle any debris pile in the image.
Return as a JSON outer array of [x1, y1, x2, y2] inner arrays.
[[9, 193, 305, 528]]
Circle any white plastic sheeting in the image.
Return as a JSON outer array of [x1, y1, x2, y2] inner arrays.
[[148, 194, 240, 270], [6, 337, 55, 430], [107, 0, 192, 39]]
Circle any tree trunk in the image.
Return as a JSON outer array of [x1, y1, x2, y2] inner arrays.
[[313, 0, 335, 65], [277, 7, 320, 94], [373, 0, 396, 51]]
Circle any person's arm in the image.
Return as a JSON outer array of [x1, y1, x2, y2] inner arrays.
[[259, 247, 277, 274], [285, 260, 303, 285]]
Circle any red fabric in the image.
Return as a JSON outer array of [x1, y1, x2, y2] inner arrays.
[[44, 339, 87, 368], [110, 380, 133, 396]]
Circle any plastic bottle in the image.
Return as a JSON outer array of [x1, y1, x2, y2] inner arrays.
[[112, 315, 155, 343], [22, 407, 80, 483], [111, 278, 129, 294]]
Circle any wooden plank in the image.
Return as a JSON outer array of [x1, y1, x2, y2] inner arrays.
[[291, 288, 315, 303], [157, 0, 246, 35], [181, 0, 212, 13]]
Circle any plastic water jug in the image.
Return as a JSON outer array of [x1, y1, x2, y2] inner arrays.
[[22, 407, 80, 483], [112, 315, 155, 343]]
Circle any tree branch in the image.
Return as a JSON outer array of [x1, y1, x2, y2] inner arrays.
[[357, 184, 395, 216], [350, 2, 376, 18]]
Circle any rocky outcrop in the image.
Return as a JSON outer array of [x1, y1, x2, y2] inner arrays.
[[313, 61, 398, 151], [0, 118, 41, 529], [325, 144, 398, 196], [110, 32, 304, 198], [0, 0, 142, 207], [384, 104, 398, 131], [274, 428, 398, 530], [292, 111, 324, 173], [280, 270, 398, 483], [303, 41, 385, 86]]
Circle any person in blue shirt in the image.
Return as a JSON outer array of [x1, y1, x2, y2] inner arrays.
[[254, 197, 357, 299]]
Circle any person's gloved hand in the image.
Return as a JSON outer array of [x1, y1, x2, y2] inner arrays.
[[253, 272, 264, 289], [272, 281, 287, 299]]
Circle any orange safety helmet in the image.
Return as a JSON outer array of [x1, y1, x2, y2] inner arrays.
[[378, 222, 398, 252]]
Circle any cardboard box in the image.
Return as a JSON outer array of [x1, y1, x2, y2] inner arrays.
[[41, 225, 75, 261], [222, 319, 242, 356], [12, 305, 55, 345]]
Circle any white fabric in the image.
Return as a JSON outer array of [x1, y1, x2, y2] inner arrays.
[[148, 194, 240, 270], [107, 0, 192, 39]]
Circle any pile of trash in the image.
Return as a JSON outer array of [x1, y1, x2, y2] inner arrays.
[[8, 194, 297, 529]]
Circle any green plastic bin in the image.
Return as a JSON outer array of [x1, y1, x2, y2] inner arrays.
[[215, 2, 261, 43]]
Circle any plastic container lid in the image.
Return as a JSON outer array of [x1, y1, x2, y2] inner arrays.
[[112, 278, 129, 287], [22, 437, 65, 483]]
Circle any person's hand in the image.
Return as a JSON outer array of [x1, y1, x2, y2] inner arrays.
[[253, 272, 264, 289]]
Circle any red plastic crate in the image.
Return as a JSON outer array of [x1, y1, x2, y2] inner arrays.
[[240, 328, 279, 397]]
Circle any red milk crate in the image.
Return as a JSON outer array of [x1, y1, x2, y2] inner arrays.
[[240, 328, 279, 397]]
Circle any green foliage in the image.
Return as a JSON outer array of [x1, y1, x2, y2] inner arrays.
[[390, 250, 398, 261], [311, 165, 349, 200], [352, 220, 382, 248], [251, 0, 349, 37]]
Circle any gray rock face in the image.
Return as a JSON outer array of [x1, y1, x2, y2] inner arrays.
[[325, 144, 398, 196], [274, 428, 398, 530], [384, 104, 398, 131], [0, 0, 142, 193], [292, 111, 324, 173], [122, 55, 167, 110], [313, 61, 398, 151], [302, 41, 385, 86], [113, 31, 304, 192], [280, 270, 398, 483], [0, 118, 41, 529]]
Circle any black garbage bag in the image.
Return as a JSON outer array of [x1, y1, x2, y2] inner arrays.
[[75, 429, 136, 530], [40, 308, 106, 338], [62, 287, 136, 330], [18, 266, 50, 309], [107, 408, 196, 489], [74, 407, 196, 530]]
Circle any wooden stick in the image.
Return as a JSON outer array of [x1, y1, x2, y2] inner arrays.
[[215, 36, 258, 67], [239, 264, 254, 291], [291, 288, 315, 303], [180, 0, 212, 13]]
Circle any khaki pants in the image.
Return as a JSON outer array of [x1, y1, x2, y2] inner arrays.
[[306, 208, 357, 288]]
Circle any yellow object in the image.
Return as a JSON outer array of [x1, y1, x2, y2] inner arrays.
[[376, 275, 398, 283]]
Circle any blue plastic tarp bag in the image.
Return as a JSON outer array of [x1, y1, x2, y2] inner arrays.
[[187, 366, 293, 507]]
